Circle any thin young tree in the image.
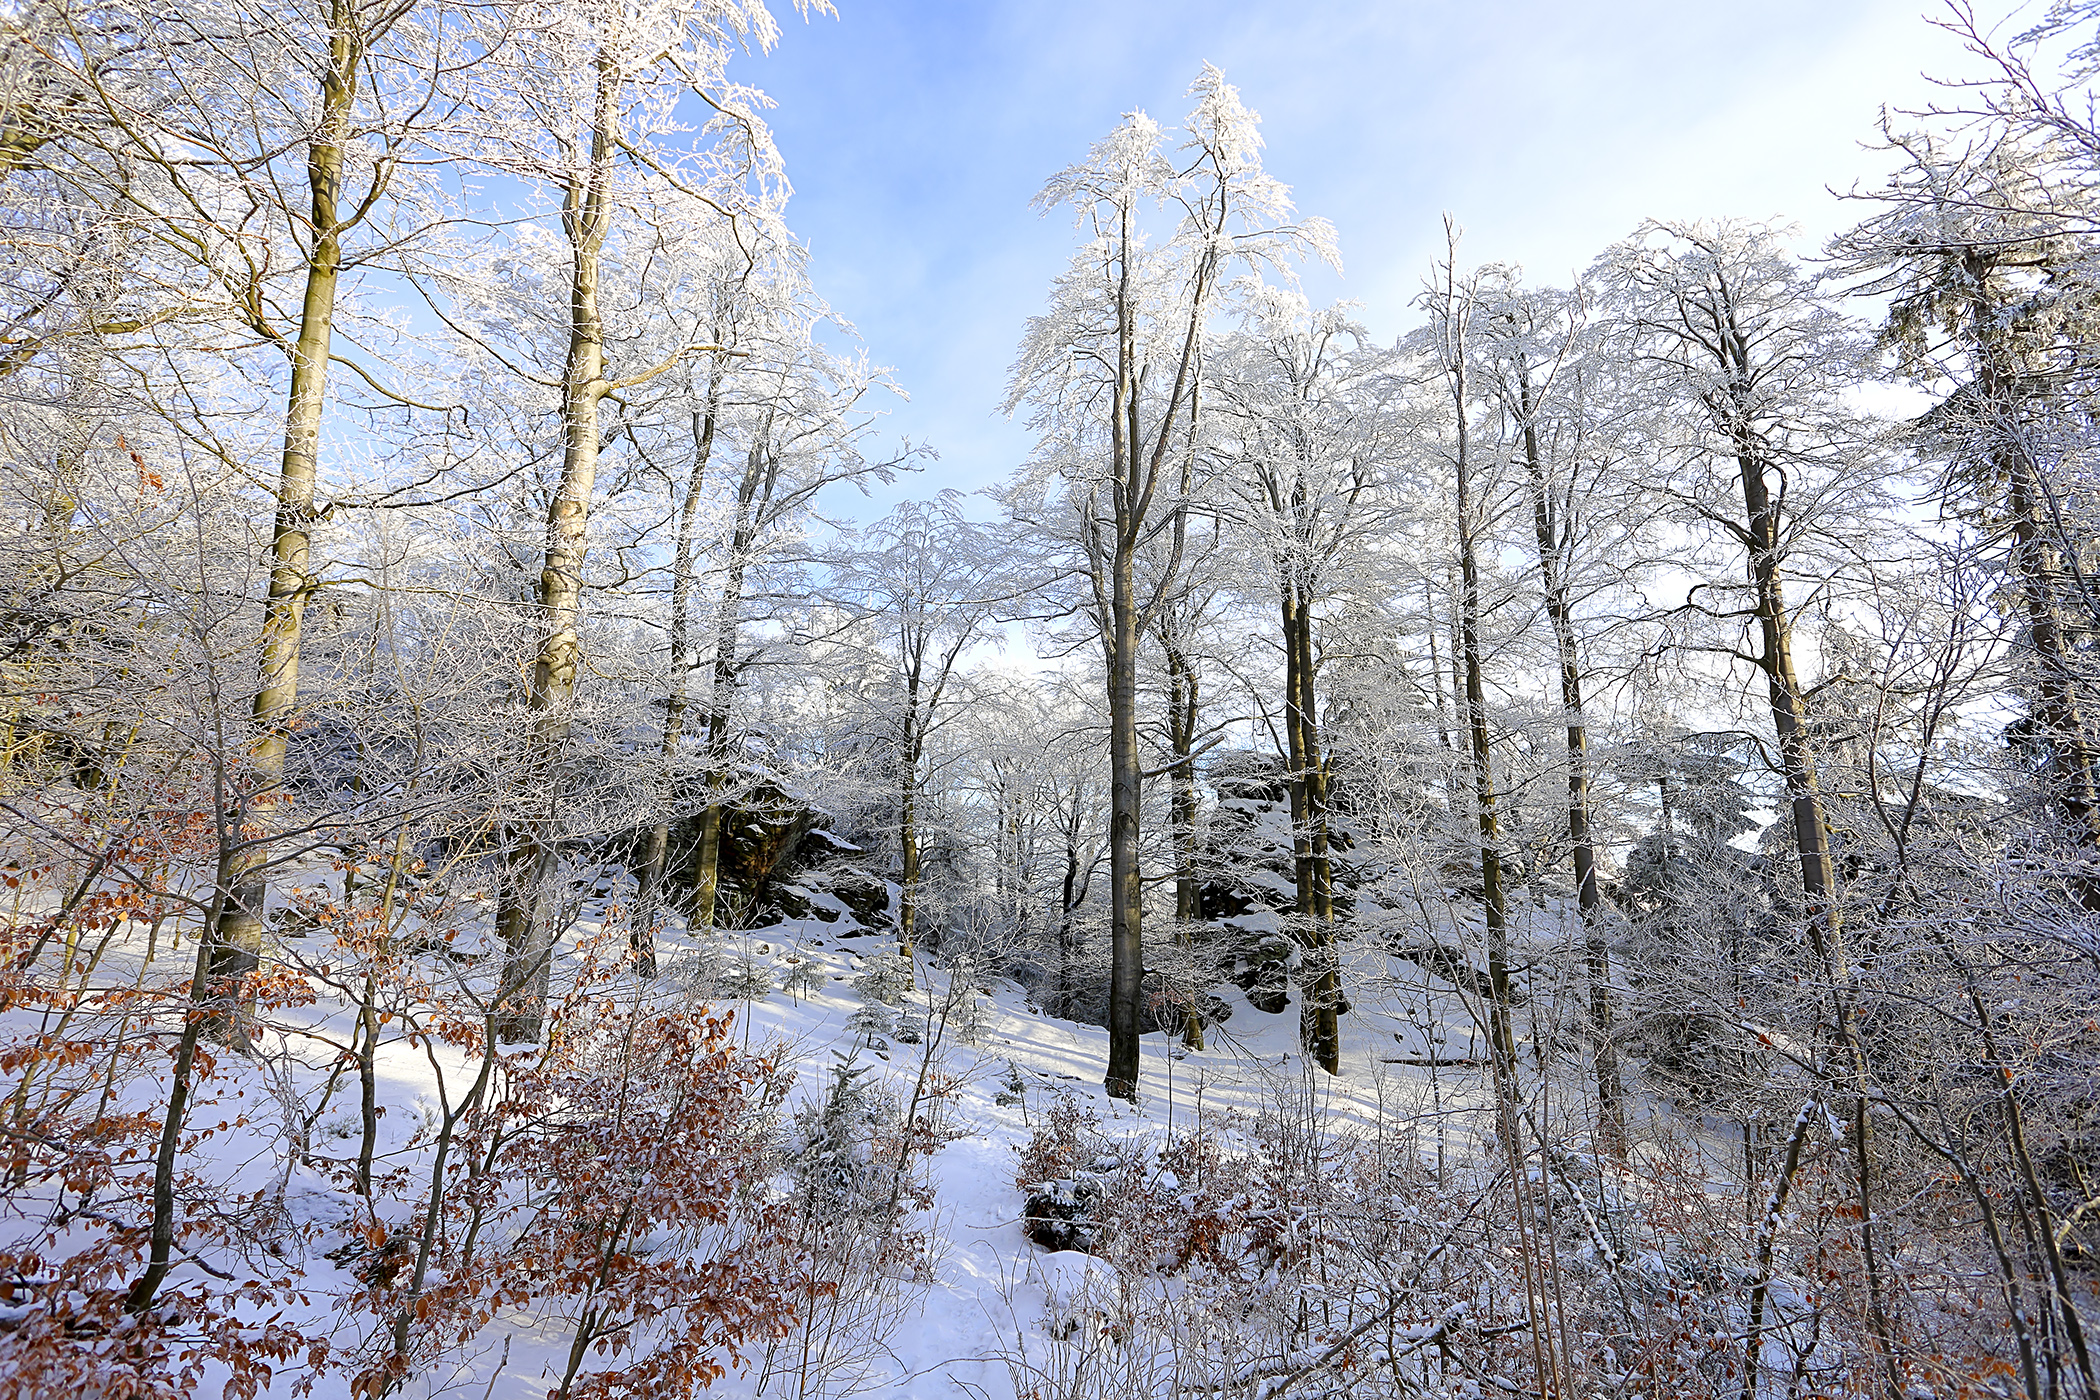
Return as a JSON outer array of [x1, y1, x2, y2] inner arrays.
[[1143, 552, 1226, 1049], [1416, 226, 1521, 1095], [629, 223, 807, 969], [831, 493, 1010, 959], [1474, 272, 1628, 1148], [672, 332, 896, 938]]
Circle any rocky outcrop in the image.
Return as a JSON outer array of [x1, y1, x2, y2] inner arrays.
[[646, 778, 892, 931], [1022, 1174, 1108, 1254]]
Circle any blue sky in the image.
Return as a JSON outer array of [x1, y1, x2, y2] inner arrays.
[[736, 0, 2026, 514]]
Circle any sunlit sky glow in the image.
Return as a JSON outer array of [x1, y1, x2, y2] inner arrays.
[[735, 0, 2033, 514]]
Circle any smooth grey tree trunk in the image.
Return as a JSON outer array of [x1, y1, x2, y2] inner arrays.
[[209, 0, 366, 1045], [494, 50, 618, 1044], [1515, 366, 1622, 1152]]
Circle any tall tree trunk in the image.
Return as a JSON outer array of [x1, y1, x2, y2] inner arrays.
[[1164, 636, 1200, 926], [1969, 253, 2100, 833], [1092, 155, 1218, 1100], [1423, 578, 1454, 752], [1101, 193, 1147, 1103], [1443, 324, 1519, 1104], [1734, 412, 1901, 1399], [1162, 630, 1204, 1050], [494, 50, 616, 1044], [1738, 436, 1840, 978], [1458, 478, 1518, 1097], [1283, 585, 1338, 1073], [208, 0, 362, 1044], [1517, 371, 1620, 1151], [2007, 454, 2100, 840], [685, 433, 768, 934], [1974, 260, 2100, 895], [635, 388, 723, 974], [1104, 521, 1144, 1099]]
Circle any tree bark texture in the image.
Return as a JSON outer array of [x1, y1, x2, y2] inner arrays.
[[1282, 585, 1338, 1072], [684, 430, 771, 935], [495, 49, 618, 1043], [1445, 330, 1519, 1102], [898, 668, 924, 959], [1718, 321, 1899, 1395], [1516, 366, 1621, 1151], [208, 0, 363, 1044], [635, 385, 725, 973], [1161, 628, 1204, 1050], [1103, 511, 1144, 1099]]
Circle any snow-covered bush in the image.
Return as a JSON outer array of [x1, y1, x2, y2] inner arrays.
[[787, 1049, 892, 1218], [340, 998, 795, 1399], [781, 958, 827, 1001], [757, 1047, 942, 1397], [721, 951, 777, 1002], [851, 948, 913, 1007]]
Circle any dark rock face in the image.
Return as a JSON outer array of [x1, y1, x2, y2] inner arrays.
[[1197, 882, 1263, 921], [815, 867, 891, 928], [641, 779, 892, 931], [1208, 749, 1291, 806], [1022, 1175, 1107, 1254], [771, 883, 817, 921], [1233, 933, 1294, 1015], [799, 827, 863, 863], [1186, 750, 1373, 1020], [683, 786, 814, 922]]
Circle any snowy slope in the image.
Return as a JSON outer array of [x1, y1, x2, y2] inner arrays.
[[4, 868, 1601, 1400]]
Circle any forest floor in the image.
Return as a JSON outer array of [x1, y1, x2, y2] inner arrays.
[[654, 913, 1490, 1400], [385, 913, 1484, 1397], [7, 872, 1626, 1399]]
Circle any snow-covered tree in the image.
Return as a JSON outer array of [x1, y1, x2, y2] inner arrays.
[[1003, 65, 1333, 1098]]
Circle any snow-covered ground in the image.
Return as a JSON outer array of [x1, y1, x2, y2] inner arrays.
[[673, 923, 1474, 1400], [4, 874, 1627, 1400], [368, 918, 1483, 1397]]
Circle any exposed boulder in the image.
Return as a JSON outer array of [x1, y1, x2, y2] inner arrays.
[[811, 866, 892, 929], [638, 777, 892, 931], [684, 784, 814, 921], [1021, 1174, 1107, 1254], [1232, 932, 1293, 1015], [771, 883, 817, 921]]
